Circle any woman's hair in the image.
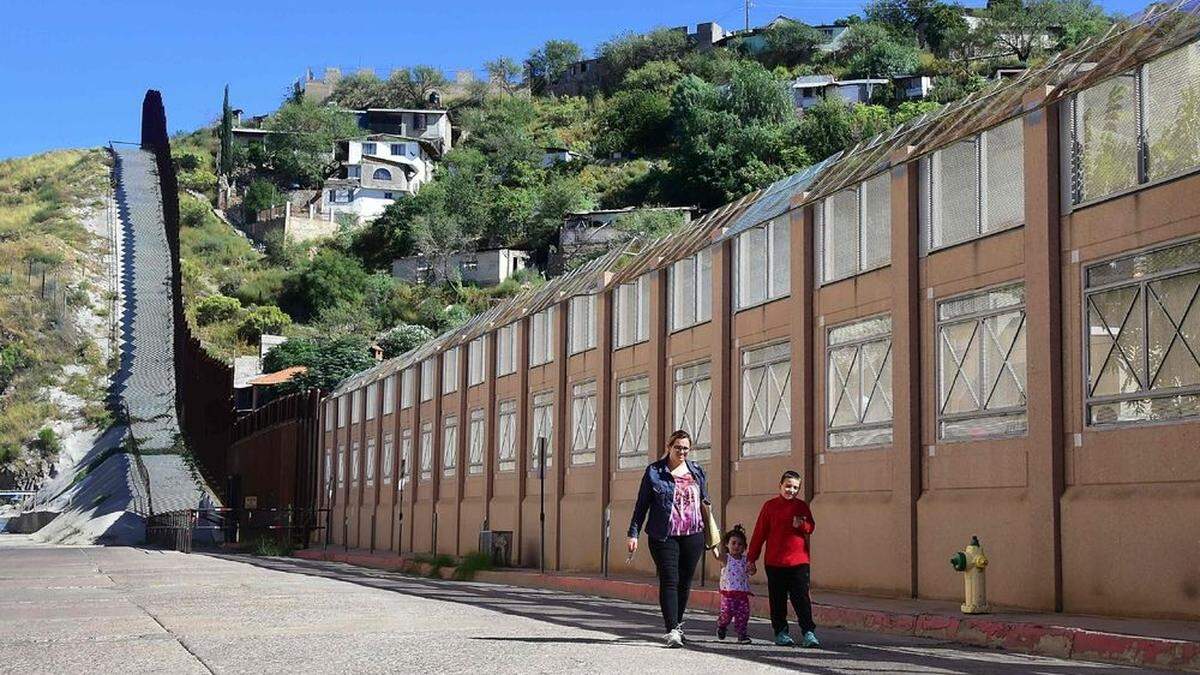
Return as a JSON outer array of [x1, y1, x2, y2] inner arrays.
[[780, 470, 802, 484], [723, 524, 747, 547], [666, 430, 691, 448]]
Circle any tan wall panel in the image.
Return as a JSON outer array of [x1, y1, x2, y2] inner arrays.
[[811, 491, 909, 594], [1062, 483, 1200, 619]]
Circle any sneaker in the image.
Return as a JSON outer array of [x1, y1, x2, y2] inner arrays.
[[801, 631, 821, 648], [774, 630, 795, 647], [717, 625, 727, 640], [665, 628, 684, 648], [737, 635, 752, 644]]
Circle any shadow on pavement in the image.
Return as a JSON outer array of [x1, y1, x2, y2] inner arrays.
[[215, 554, 1139, 675]]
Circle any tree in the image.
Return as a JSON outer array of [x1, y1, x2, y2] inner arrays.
[[597, 28, 690, 89], [864, 0, 965, 52], [263, 101, 360, 187], [265, 335, 375, 393], [378, 323, 436, 359], [527, 39, 584, 94], [797, 98, 894, 161], [383, 66, 448, 108], [329, 71, 387, 108], [242, 178, 281, 215], [219, 84, 234, 176], [760, 21, 826, 68], [486, 57, 523, 95], [848, 40, 923, 78], [978, 0, 1108, 62]]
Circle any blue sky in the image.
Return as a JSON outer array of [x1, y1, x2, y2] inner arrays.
[[0, 0, 1149, 159]]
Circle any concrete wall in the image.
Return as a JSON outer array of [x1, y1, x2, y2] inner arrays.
[[312, 92, 1200, 621]]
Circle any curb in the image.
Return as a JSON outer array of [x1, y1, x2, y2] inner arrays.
[[294, 549, 1199, 672]]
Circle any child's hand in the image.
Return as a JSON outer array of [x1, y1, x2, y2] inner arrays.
[[748, 562, 757, 576], [712, 548, 722, 560]]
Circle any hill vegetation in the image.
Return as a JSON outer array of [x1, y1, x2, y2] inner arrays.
[[0, 149, 112, 480], [176, 0, 1113, 387]]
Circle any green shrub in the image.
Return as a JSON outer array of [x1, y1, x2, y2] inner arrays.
[[193, 294, 242, 325], [243, 179, 282, 215], [377, 323, 435, 359], [236, 305, 292, 342], [453, 551, 494, 580]]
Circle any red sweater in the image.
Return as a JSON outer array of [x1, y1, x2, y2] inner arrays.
[[747, 496, 815, 567]]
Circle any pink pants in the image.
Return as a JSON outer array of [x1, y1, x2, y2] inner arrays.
[[718, 592, 750, 638]]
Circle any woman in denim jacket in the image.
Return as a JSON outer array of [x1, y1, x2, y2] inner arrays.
[[627, 430, 710, 648]]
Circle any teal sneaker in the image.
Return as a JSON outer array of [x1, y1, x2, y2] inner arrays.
[[801, 631, 821, 648], [774, 630, 795, 646]]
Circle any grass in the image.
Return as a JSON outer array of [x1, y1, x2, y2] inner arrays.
[[251, 536, 294, 557]]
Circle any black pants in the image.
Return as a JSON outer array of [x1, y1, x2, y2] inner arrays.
[[647, 532, 705, 631], [765, 564, 816, 635]]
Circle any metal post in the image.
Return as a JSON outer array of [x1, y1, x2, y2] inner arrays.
[[397, 459, 405, 556], [538, 438, 546, 575], [602, 505, 610, 579], [324, 506, 331, 551], [370, 513, 377, 554]]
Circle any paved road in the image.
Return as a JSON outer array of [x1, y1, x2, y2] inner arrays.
[[0, 536, 1144, 674]]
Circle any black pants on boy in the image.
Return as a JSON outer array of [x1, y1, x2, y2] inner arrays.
[[765, 563, 816, 635], [647, 532, 705, 631]]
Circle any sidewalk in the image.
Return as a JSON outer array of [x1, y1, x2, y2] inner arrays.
[[294, 547, 1200, 672]]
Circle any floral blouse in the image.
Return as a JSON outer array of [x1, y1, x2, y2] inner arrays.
[[668, 472, 703, 536]]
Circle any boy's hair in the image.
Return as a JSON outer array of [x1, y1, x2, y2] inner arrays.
[[780, 470, 801, 484], [723, 524, 747, 547]]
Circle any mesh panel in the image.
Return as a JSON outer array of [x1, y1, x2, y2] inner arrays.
[[860, 173, 891, 271], [932, 139, 980, 249], [1087, 238, 1200, 287], [984, 118, 1025, 233], [1076, 73, 1139, 203], [939, 284, 1025, 321], [770, 219, 790, 298], [737, 227, 768, 307], [828, 315, 892, 346], [1090, 393, 1200, 425], [1145, 42, 1200, 182], [823, 189, 859, 283]]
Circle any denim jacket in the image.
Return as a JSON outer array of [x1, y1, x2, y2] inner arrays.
[[627, 458, 710, 542]]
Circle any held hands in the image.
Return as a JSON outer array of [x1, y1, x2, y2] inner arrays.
[[748, 562, 757, 576], [626, 537, 638, 554], [793, 515, 804, 529]]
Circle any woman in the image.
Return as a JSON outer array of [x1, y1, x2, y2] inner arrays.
[[627, 430, 710, 648], [746, 470, 819, 648]]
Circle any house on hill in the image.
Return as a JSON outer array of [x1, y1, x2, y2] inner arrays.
[[552, 206, 698, 273], [392, 249, 531, 286], [321, 134, 440, 220]]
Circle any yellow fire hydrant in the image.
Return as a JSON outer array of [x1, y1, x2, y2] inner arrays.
[[950, 535, 990, 614]]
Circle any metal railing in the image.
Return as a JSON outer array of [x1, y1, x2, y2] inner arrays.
[[146, 507, 331, 553]]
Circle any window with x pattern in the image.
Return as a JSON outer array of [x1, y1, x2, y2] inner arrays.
[[382, 432, 394, 484], [468, 409, 486, 474], [741, 342, 792, 457], [571, 381, 597, 465], [673, 362, 712, 461], [937, 284, 1027, 440], [616, 376, 650, 469], [442, 415, 458, 476], [324, 449, 333, 492], [399, 429, 413, 490], [351, 441, 361, 483], [419, 422, 433, 480], [1085, 238, 1200, 425], [827, 315, 894, 449], [531, 392, 554, 471], [365, 437, 376, 485], [337, 445, 346, 486], [497, 400, 518, 471]]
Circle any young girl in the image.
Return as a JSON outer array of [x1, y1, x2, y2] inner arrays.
[[747, 470, 819, 648], [715, 525, 752, 644]]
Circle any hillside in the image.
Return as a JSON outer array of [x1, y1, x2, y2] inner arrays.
[[0, 149, 115, 487], [174, 0, 1114, 387]]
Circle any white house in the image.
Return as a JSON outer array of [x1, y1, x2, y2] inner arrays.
[[321, 134, 439, 221], [791, 76, 890, 110]]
